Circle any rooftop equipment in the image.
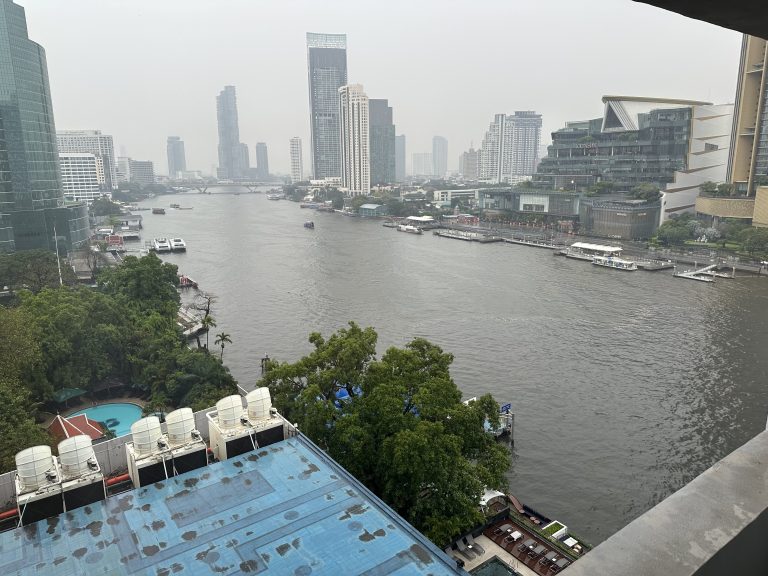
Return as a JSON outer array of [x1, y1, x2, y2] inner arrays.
[[14, 445, 63, 525], [57, 435, 106, 511]]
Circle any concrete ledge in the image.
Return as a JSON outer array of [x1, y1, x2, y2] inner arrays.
[[695, 196, 755, 219], [563, 429, 768, 575]]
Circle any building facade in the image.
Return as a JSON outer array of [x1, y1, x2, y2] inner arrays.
[[255, 142, 269, 179], [59, 153, 105, 204], [129, 160, 155, 186], [338, 84, 370, 196], [369, 99, 395, 185], [479, 112, 542, 184], [412, 153, 433, 178], [432, 136, 448, 178], [307, 33, 347, 179], [166, 136, 186, 179], [56, 130, 117, 191], [216, 86, 248, 180], [0, 1, 89, 253], [395, 134, 406, 181], [460, 147, 479, 180], [579, 198, 661, 239], [289, 137, 304, 183]]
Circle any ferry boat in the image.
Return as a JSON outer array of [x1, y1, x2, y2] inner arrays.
[[169, 203, 180, 209], [152, 208, 166, 215], [170, 238, 187, 252], [304, 221, 314, 229], [397, 224, 422, 234], [152, 237, 171, 252], [266, 193, 284, 200], [591, 255, 638, 271]]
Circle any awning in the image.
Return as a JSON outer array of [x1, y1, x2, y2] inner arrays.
[[52, 387, 87, 403]]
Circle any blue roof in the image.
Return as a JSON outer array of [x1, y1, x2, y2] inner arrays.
[[1, 435, 465, 575]]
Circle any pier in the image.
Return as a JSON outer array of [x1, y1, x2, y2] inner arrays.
[[504, 236, 562, 250], [434, 229, 502, 243], [673, 263, 718, 282]]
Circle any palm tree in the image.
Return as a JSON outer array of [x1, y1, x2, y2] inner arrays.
[[201, 314, 216, 351], [215, 332, 232, 361]]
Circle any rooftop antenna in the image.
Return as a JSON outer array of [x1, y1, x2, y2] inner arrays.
[[53, 224, 63, 286]]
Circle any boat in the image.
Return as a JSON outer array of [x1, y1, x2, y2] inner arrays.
[[304, 221, 315, 229], [152, 208, 166, 215], [382, 220, 398, 228], [178, 274, 198, 289], [300, 202, 320, 209], [170, 238, 187, 252], [591, 255, 638, 271], [152, 237, 171, 252], [169, 203, 180, 209], [397, 224, 422, 234]]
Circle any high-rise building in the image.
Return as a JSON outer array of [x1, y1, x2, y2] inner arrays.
[[479, 112, 542, 184], [338, 84, 370, 196], [129, 160, 155, 186], [166, 136, 186, 179], [369, 99, 395, 185], [0, 0, 89, 253], [307, 33, 348, 179], [289, 137, 304, 183], [395, 135, 406, 182], [432, 136, 448, 178], [216, 86, 247, 180], [459, 147, 479, 181], [59, 153, 105, 204], [56, 130, 117, 190], [117, 156, 131, 183], [255, 142, 269, 179], [412, 153, 433, 178]]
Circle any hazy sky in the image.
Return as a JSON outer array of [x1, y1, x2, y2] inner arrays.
[[23, 0, 742, 175]]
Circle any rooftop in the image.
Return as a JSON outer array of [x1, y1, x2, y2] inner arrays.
[[0, 435, 464, 575]]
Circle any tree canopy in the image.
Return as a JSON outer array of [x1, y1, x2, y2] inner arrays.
[[259, 322, 509, 544], [0, 250, 77, 294]]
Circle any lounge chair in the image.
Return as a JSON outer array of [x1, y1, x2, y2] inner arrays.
[[532, 545, 546, 557], [503, 530, 522, 544], [493, 523, 512, 536], [539, 551, 557, 566], [518, 538, 535, 552], [465, 535, 485, 556], [455, 539, 476, 561]]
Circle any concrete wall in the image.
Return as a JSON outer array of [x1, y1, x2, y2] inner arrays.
[[752, 186, 768, 227], [695, 196, 755, 219]]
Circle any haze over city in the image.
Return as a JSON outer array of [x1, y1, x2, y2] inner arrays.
[[25, 0, 741, 175]]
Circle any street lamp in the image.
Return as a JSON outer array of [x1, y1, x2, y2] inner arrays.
[[571, 179, 576, 191]]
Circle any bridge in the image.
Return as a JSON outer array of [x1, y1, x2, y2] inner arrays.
[[169, 181, 280, 195]]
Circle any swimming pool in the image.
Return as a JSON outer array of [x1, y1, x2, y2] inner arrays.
[[69, 403, 143, 438]]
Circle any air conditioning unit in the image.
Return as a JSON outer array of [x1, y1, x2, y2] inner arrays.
[[206, 395, 258, 461], [14, 445, 63, 525], [163, 408, 207, 475], [126, 416, 170, 489], [58, 435, 106, 511]]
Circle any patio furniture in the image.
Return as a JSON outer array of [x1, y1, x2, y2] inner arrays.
[[551, 558, 571, 572], [504, 530, 522, 543], [531, 544, 546, 558], [465, 535, 485, 556], [493, 523, 513, 536], [455, 538, 476, 561], [539, 551, 557, 565], [518, 538, 535, 552]]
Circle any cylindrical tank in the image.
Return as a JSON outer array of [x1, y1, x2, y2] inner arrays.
[[131, 416, 163, 456], [15, 445, 55, 491], [165, 408, 195, 446], [246, 388, 272, 421], [216, 395, 244, 429], [58, 435, 96, 478]]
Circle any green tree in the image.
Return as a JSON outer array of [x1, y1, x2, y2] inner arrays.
[[716, 183, 735, 197], [89, 196, 123, 216], [97, 253, 179, 317], [0, 250, 76, 293], [201, 314, 217, 351], [260, 323, 509, 544], [0, 378, 53, 473], [215, 332, 232, 361], [656, 219, 692, 246], [630, 183, 661, 202], [738, 227, 768, 256]]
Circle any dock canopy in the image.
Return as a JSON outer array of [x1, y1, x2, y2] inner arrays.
[[52, 387, 87, 403], [570, 242, 623, 254]]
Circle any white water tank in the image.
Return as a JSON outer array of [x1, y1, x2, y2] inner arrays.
[[216, 395, 244, 429], [58, 435, 96, 478], [16, 445, 56, 491], [246, 388, 272, 421], [131, 416, 163, 456], [166, 408, 195, 446]]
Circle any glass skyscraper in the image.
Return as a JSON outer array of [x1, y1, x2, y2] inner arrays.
[[166, 136, 186, 178], [369, 99, 395, 185], [0, 0, 88, 253], [307, 33, 347, 180], [216, 86, 248, 180]]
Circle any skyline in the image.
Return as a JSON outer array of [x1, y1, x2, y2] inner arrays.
[[23, 0, 742, 176]]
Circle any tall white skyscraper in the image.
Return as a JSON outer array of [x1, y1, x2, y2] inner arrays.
[[290, 137, 304, 183], [479, 112, 542, 184], [432, 136, 448, 178], [338, 84, 370, 196], [59, 153, 105, 204], [56, 130, 117, 190]]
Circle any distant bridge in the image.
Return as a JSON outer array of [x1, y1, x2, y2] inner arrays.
[[170, 181, 280, 194]]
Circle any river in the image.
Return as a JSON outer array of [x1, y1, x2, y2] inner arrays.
[[135, 188, 768, 544]]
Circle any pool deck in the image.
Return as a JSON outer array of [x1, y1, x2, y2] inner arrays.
[[42, 396, 146, 428], [446, 534, 537, 576]]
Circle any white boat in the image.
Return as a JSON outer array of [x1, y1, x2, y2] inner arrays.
[[397, 224, 422, 234], [153, 237, 171, 252], [266, 193, 284, 200], [170, 238, 187, 252], [592, 255, 637, 271]]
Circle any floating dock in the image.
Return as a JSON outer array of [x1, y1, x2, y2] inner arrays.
[[673, 264, 717, 283], [434, 230, 502, 243], [505, 237, 562, 250]]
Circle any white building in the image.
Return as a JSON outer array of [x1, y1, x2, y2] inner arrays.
[[479, 111, 542, 184], [338, 84, 370, 196], [59, 153, 105, 204], [412, 152, 433, 177], [289, 137, 304, 183], [56, 130, 117, 190], [117, 156, 131, 183], [661, 103, 734, 223]]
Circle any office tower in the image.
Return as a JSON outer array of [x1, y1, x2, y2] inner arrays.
[[166, 136, 186, 179], [395, 135, 406, 181], [369, 99, 395, 185], [432, 136, 448, 178], [338, 84, 370, 196], [290, 137, 304, 183], [255, 142, 269, 179], [59, 153, 105, 204], [117, 156, 131, 183], [307, 33, 348, 179], [129, 160, 155, 186], [56, 130, 117, 190], [0, 0, 89, 253], [460, 147, 479, 180], [412, 153, 433, 177], [216, 86, 247, 180], [480, 112, 542, 184]]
